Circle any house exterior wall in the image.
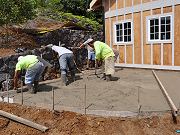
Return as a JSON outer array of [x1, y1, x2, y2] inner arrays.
[[104, 0, 180, 70]]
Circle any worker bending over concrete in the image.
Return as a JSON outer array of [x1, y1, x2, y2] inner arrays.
[[13, 55, 46, 94], [79, 39, 95, 69], [47, 44, 75, 86], [84, 39, 115, 81]]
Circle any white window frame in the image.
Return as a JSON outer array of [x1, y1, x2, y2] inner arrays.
[[113, 20, 133, 45], [146, 13, 173, 44]]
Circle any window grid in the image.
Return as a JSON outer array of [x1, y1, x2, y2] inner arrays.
[[149, 15, 171, 42], [115, 22, 132, 43]]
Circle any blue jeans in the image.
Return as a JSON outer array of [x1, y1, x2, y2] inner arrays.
[[25, 61, 45, 84], [88, 51, 95, 60], [59, 53, 75, 75]]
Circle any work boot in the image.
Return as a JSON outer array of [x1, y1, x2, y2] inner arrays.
[[61, 74, 67, 86], [101, 73, 106, 80], [27, 84, 36, 94], [34, 81, 39, 92], [70, 71, 76, 82], [106, 75, 112, 82]]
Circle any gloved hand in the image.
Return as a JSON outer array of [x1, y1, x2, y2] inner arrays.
[[46, 44, 53, 48], [13, 87, 18, 90]]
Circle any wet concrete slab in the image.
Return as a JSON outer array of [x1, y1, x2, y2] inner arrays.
[[155, 70, 180, 109], [9, 68, 174, 116]]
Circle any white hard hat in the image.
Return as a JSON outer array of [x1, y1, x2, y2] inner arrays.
[[83, 38, 93, 45], [18, 56, 24, 61], [47, 44, 53, 48]]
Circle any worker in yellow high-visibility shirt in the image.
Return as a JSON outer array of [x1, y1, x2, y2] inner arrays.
[[83, 39, 115, 81], [13, 55, 51, 94]]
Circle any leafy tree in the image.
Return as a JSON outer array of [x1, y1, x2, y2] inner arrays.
[[0, 0, 36, 25], [0, 0, 36, 44], [42, 0, 103, 24]]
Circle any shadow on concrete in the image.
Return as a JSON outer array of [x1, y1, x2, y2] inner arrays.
[[38, 84, 59, 92], [111, 76, 120, 81], [17, 88, 29, 93], [67, 75, 83, 85], [115, 68, 124, 72]]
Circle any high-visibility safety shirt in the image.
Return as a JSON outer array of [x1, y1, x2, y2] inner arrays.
[[15, 55, 39, 71], [51, 46, 73, 57], [94, 41, 115, 60]]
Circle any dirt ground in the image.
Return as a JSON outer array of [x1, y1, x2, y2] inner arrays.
[[0, 48, 15, 57], [0, 102, 179, 135], [0, 26, 38, 57]]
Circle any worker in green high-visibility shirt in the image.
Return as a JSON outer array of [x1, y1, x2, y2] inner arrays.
[[13, 55, 51, 94], [83, 39, 115, 81]]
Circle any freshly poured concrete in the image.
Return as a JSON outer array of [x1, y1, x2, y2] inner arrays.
[[155, 70, 180, 109], [11, 68, 175, 116]]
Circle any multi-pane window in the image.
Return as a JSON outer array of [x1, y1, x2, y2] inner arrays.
[[115, 21, 132, 43], [148, 15, 171, 42]]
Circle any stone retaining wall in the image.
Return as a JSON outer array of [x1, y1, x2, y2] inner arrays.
[[0, 29, 103, 91]]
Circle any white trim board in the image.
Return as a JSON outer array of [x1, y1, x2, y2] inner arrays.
[[115, 63, 180, 71], [105, 0, 180, 18], [90, 0, 100, 9]]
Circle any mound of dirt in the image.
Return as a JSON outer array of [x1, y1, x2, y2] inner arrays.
[[0, 26, 38, 48], [0, 102, 179, 135]]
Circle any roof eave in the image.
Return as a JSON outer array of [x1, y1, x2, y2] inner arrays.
[[89, 0, 102, 10]]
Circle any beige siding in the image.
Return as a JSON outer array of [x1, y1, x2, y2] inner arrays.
[[163, 6, 172, 13], [117, 0, 124, 9], [104, 0, 109, 12], [153, 44, 161, 65], [119, 46, 125, 63], [134, 0, 141, 6], [105, 18, 110, 46], [126, 46, 133, 64], [110, 0, 116, 10], [134, 12, 141, 64], [125, 0, 132, 7], [164, 44, 172, 66], [104, 0, 180, 69], [174, 5, 180, 66], [143, 10, 151, 64], [142, 0, 151, 3]]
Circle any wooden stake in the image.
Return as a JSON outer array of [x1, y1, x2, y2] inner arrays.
[[137, 86, 141, 115], [84, 84, 87, 115], [6, 74, 9, 103], [0, 110, 48, 132], [21, 78, 23, 105], [152, 70, 178, 116], [52, 87, 54, 111]]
